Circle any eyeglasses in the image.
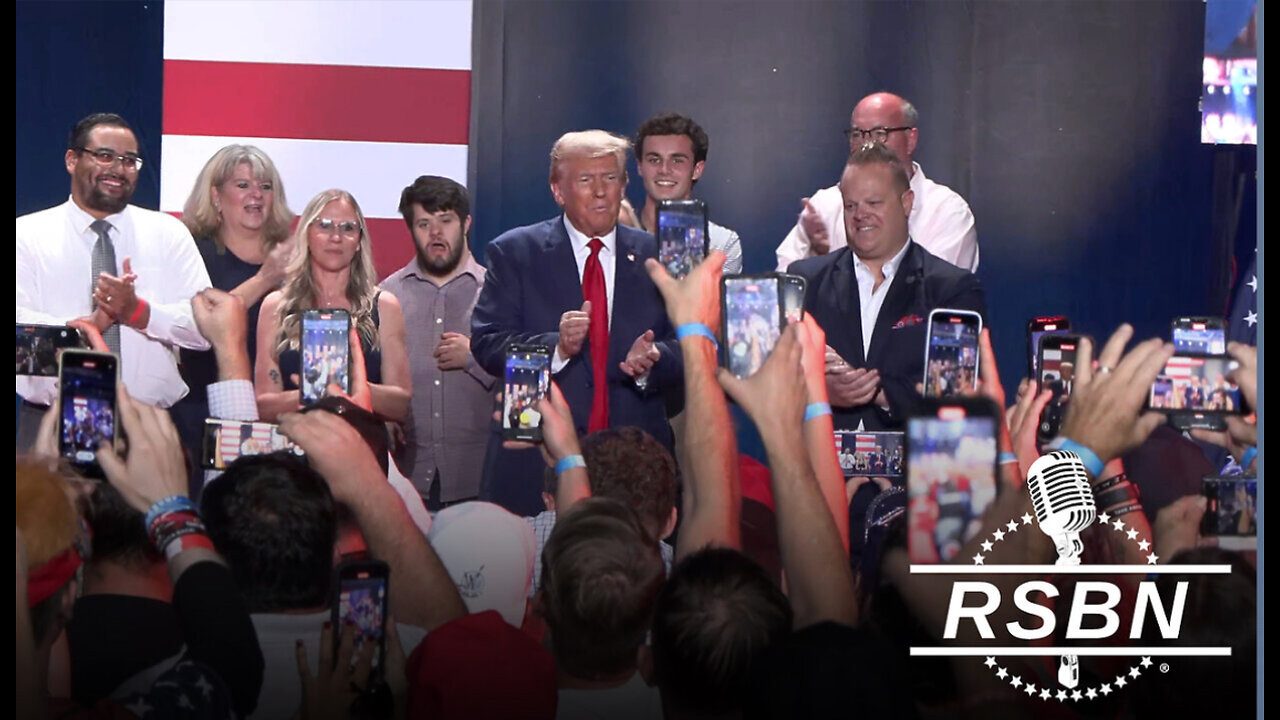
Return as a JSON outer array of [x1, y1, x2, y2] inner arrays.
[[75, 147, 143, 171], [312, 217, 361, 238], [843, 126, 914, 144]]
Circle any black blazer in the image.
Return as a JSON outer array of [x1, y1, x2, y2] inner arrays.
[[788, 242, 986, 430], [471, 215, 682, 515]]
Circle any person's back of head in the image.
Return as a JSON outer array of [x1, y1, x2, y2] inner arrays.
[[81, 481, 161, 579], [651, 548, 792, 716], [1131, 546, 1255, 719], [581, 427, 677, 541], [538, 497, 664, 681], [17, 458, 88, 648], [200, 453, 336, 613]]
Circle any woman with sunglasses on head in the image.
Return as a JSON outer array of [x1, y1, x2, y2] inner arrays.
[[170, 145, 296, 496], [254, 189, 411, 422]]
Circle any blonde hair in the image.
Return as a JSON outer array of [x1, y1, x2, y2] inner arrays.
[[549, 130, 630, 182], [274, 189, 380, 354], [181, 144, 294, 251], [617, 197, 641, 229]]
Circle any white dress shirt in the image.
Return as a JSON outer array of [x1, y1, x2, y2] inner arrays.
[[775, 162, 979, 272], [16, 199, 212, 408], [853, 239, 913, 358], [551, 217, 617, 373]]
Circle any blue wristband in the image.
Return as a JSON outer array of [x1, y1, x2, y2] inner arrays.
[[998, 452, 1018, 465], [804, 402, 832, 421], [676, 323, 718, 349], [144, 495, 198, 532], [1241, 446, 1258, 470], [554, 454, 586, 476], [1058, 438, 1105, 478]]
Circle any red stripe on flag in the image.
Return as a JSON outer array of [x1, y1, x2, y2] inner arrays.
[[366, 218, 418, 282], [163, 60, 471, 145]]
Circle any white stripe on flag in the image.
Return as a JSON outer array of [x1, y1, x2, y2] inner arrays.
[[164, 1, 473, 70], [159, 135, 468, 219]]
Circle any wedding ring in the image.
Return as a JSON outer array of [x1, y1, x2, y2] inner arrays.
[[1097, 365, 1112, 375]]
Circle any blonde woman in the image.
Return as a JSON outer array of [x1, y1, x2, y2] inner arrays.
[[254, 189, 411, 422], [173, 144, 296, 495]]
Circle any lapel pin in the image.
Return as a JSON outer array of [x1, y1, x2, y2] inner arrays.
[[627, 253, 635, 262]]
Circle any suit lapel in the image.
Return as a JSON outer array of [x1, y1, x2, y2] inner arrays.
[[609, 231, 644, 363], [543, 215, 584, 314], [829, 251, 865, 366], [867, 242, 923, 367]]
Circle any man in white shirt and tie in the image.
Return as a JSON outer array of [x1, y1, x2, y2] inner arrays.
[[16, 113, 212, 448], [775, 92, 980, 273], [471, 130, 682, 516]]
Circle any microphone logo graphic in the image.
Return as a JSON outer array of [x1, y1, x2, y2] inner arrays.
[[1027, 451, 1097, 566], [1027, 450, 1097, 689]]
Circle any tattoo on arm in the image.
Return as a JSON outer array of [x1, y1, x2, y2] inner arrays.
[[269, 369, 281, 388]]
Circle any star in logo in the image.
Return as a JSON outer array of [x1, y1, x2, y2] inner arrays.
[[1005, 520, 1020, 533], [981, 540, 994, 552], [993, 529, 1006, 542], [1086, 688, 1098, 700], [1100, 684, 1112, 696], [1021, 512, 1034, 525], [1112, 518, 1126, 531], [1138, 539, 1151, 552], [1024, 683, 1037, 696], [1140, 657, 1153, 669], [1115, 676, 1128, 689], [1010, 676, 1022, 688], [973, 553, 985, 566], [1130, 666, 1142, 679], [1040, 688, 1052, 700], [1056, 690, 1068, 701], [1071, 690, 1083, 701], [1146, 553, 1159, 565], [996, 667, 1008, 679], [984, 656, 996, 668], [1126, 529, 1138, 540], [1098, 512, 1111, 524]]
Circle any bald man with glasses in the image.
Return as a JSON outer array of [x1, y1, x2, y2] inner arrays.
[[775, 92, 979, 273]]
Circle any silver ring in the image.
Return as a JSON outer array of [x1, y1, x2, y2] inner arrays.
[[106, 295, 113, 303], [1097, 365, 1112, 375]]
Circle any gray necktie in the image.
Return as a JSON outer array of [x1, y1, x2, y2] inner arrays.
[[89, 220, 121, 355]]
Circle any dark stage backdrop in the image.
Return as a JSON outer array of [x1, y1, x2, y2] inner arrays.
[[18, 1, 1251, 457]]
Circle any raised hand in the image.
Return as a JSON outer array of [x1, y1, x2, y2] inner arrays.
[[620, 329, 661, 378], [644, 249, 726, 329], [800, 198, 830, 255]]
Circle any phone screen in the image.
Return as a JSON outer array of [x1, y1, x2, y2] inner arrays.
[[504, 347, 551, 441], [1148, 356, 1243, 414], [907, 408, 998, 563], [1037, 335, 1082, 442], [335, 564, 389, 672], [301, 311, 351, 405], [1172, 320, 1227, 354], [722, 276, 782, 378], [17, 325, 85, 377], [1202, 475, 1257, 538], [202, 419, 302, 470], [656, 200, 708, 279], [1027, 317, 1070, 378], [59, 353, 117, 466], [835, 431, 904, 478], [779, 274, 806, 324], [924, 311, 981, 398]]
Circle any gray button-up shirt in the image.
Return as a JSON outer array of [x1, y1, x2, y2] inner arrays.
[[382, 255, 496, 501]]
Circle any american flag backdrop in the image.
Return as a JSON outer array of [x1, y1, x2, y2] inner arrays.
[[855, 435, 878, 454], [157, 1, 473, 280]]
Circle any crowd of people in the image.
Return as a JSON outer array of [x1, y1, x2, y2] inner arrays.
[[16, 99, 1259, 719]]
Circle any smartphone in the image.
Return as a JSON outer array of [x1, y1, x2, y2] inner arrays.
[[923, 309, 982, 398], [1171, 316, 1227, 354], [1026, 316, 1070, 378], [503, 344, 552, 442], [201, 419, 302, 470], [300, 309, 351, 406], [332, 559, 390, 678], [906, 398, 1000, 564], [58, 350, 119, 473], [656, 199, 709, 279], [1147, 355, 1244, 429], [721, 275, 783, 379], [16, 324, 87, 376], [778, 273, 807, 324], [1201, 475, 1257, 549], [834, 430, 904, 479], [1036, 334, 1088, 444]]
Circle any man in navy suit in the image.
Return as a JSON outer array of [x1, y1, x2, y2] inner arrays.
[[472, 130, 682, 516], [787, 143, 985, 433]]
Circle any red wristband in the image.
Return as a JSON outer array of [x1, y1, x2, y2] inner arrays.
[[127, 298, 148, 327]]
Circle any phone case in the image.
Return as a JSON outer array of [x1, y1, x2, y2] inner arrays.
[[923, 309, 983, 398], [503, 344, 551, 442], [720, 274, 784, 378]]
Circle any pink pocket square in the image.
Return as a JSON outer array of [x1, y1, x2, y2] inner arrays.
[[892, 314, 924, 329]]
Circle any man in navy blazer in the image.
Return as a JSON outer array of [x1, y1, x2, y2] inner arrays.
[[472, 130, 682, 516], [787, 143, 986, 433]]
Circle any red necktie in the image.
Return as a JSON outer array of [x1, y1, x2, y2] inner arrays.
[[584, 238, 610, 432]]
